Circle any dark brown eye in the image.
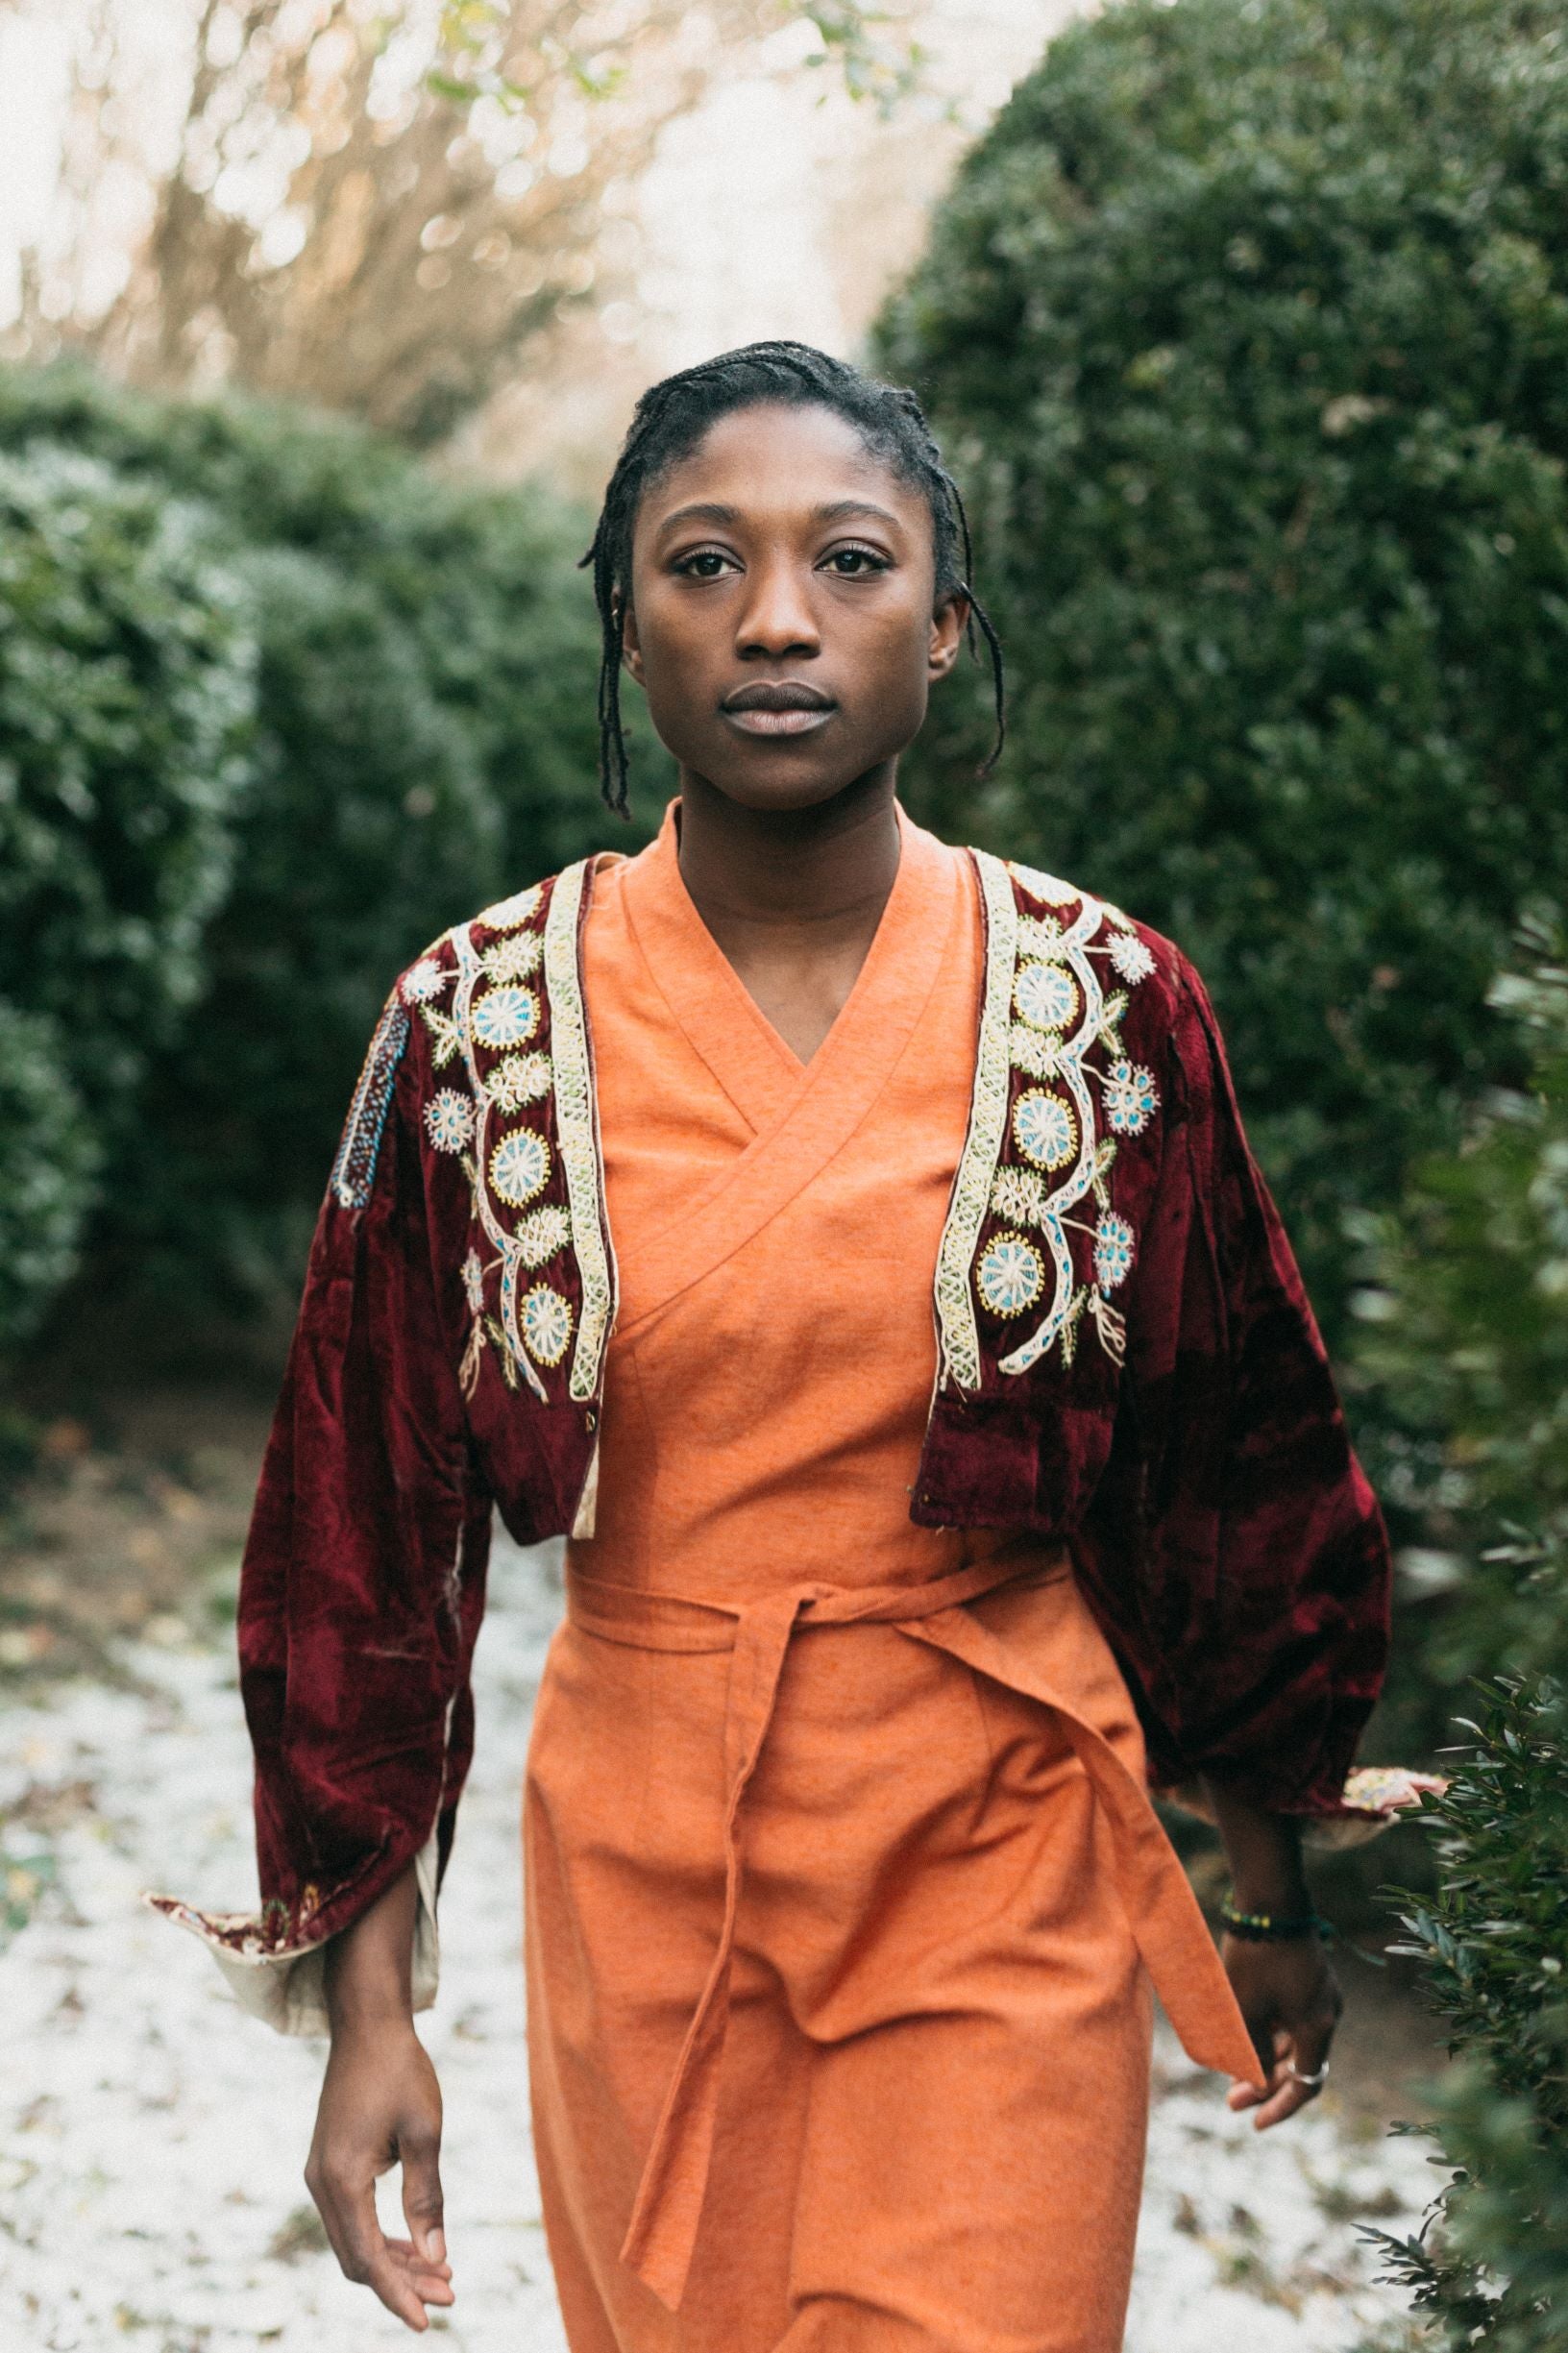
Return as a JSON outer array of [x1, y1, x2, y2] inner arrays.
[[675, 550, 735, 578], [824, 546, 890, 576]]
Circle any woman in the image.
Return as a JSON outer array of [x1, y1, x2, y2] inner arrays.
[[157, 342, 1395, 2350]]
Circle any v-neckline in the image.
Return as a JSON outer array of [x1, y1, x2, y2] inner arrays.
[[622, 798, 918, 1138], [611, 800, 965, 1329]]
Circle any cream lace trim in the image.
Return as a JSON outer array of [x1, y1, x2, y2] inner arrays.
[[933, 848, 1018, 1393], [544, 858, 617, 1403]]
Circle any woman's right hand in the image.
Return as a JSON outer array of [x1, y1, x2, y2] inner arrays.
[[305, 1865, 454, 2331]]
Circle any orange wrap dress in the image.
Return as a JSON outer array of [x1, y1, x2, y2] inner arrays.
[[523, 807, 1262, 2351]]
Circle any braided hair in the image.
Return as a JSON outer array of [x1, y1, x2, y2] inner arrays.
[[579, 339, 1006, 818]]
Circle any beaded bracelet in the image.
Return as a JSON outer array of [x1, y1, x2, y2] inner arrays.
[[1219, 1898, 1335, 1944]]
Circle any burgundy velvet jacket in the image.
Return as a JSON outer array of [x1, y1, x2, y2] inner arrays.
[[152, 847, 1390, 2027]]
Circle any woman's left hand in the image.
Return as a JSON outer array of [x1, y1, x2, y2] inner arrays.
[[1222, 1932, 1342, 2129]]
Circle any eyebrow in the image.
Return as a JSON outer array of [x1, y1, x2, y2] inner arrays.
[[653, 497, 906, 538]]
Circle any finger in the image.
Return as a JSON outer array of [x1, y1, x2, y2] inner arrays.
[[383, 2236, 453, 2281], [336, 2174, 434, 2331], [401, 2124, 449, 2275]]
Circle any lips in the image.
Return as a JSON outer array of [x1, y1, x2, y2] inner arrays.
[[720, 681, 836, 738]]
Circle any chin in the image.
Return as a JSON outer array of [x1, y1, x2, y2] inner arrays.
[[677, 741, 903, 816]]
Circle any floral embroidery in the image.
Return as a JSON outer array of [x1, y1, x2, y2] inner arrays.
[[975, 1231, 1045, 1318], [991, 1164, 1046, 1226], [1093, 1212, 1136, 1291], [1010, 1025, 1062, 1083], [490, 1127, 550, 1207], [483, 932, 544, 985], [424, 1089, 476, 1154], [1014, 960, 1081, 1034], [471, 985, 540, 1052], [331, 997, 409, 1212], [1008, 860, 1080, 908], [521, 1283, 574, 1366], [402, 956, 448, 1005], [477, 884, 543, 931], [516, 1203, 571, 1267], [485, 1051, 551, 1112], [461, 1250, 486, 1313], [1107, 931, 1156, 986], [1103, 1060, 1159, 1137], [1014, 1088, 1078, 1172], [1017, 914, 1066, 959]]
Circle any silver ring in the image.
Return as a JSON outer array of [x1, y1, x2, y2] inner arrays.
[[1286, 2059, 1329, 2090]]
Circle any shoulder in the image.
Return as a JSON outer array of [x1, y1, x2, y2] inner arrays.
[[978, 848, 1205, 1019]]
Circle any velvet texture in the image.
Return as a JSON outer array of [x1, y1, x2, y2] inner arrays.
[[198, 849, 1388, 1974]]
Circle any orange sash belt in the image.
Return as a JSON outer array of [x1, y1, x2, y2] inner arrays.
[[565, 1558, 1262, 2312]]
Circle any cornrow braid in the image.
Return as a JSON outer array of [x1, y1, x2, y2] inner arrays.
[[578, 339, 1006, 818]]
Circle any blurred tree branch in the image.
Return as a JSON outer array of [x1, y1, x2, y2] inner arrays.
[[12, 0, 927, 443]]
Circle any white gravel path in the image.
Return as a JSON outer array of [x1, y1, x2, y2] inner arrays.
[[0, 1535, 1431, 2352]]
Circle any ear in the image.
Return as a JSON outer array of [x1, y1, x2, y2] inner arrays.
[[928, 590, 970, 681], [620, 595, 645, 684]]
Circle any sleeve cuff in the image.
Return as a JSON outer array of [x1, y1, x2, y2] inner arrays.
[[1162, 1764, 1447, 1851], [141, 1827, 442, 2038]]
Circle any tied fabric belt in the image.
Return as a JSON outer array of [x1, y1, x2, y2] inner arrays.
[[565, 1556, 1262, 2312]]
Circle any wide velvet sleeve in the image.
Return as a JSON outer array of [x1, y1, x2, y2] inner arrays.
[[1082, 955, 1391, 1815], [147, 993, 493, 2032]]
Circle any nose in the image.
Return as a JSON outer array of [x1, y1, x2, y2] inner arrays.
[[734, 551, 821, 662]]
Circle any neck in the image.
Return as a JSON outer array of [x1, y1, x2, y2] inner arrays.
[[674, 765, 901, 936]]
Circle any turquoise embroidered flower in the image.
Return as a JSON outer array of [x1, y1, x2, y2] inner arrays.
[[1103, 1061, 1158, 1138], [1013, 1087, 1079, 1172], [975, 1230, 1045, 1319], [1014, 960, 1081, 1034], [521, 1283, 574, 1366], [1093, 1213, 1136, 1291], [490, 1127, 551, 1207], [472, 985, 540, 1052], [402, 956, 449, 1005], [423, 1089, 475, 1154], [1107, 931, 1156, 987]]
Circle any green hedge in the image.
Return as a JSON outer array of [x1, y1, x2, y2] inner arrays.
[[0, 370, 633, 1333], [0, 443, 253, 1342], [877, 0, 1568, 1370]]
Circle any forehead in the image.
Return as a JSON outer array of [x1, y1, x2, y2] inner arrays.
[[635, 401, 928, 536]]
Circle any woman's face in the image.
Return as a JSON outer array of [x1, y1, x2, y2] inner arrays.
[[623, 401, 968, 813]]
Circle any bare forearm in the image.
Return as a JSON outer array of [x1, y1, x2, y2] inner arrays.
[[324, 1862, 420, 2034], [1200, 1777, 1311, 1914]]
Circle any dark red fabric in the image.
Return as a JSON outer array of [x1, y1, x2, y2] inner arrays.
[[233, 862, 1389, 1967]]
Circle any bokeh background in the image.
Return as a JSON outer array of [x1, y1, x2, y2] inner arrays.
[[1, 2, 1565, 2344]]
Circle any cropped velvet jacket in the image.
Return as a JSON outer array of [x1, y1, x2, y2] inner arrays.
[[152, 846, 1391, 2031]]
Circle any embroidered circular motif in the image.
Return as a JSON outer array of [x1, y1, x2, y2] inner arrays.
[[1014, 960, 1081, 1034], [471, 985, 540, 1052], [1093, 1212, 1136, 1291], [402, 956, 449, 1005], [1103, 1059, 1159, 1138], [516, 1204, 571, 1268], [1008, 861, 1078, 910], [975, 1230, 1045, 1319], [1013, 1088, 1078, 1172], [477, 885, 543, 932], [520, 1283, 573, 1366], [490, 1127, 551, 1207], [1107, 931, 1156, 987], [461, 1249, 486, 1313], [991, 1164, 1045, 1227], [485, 1051, 551, 1112], [482, 932, 544, 985], [424, 1089, 475, 1154]]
